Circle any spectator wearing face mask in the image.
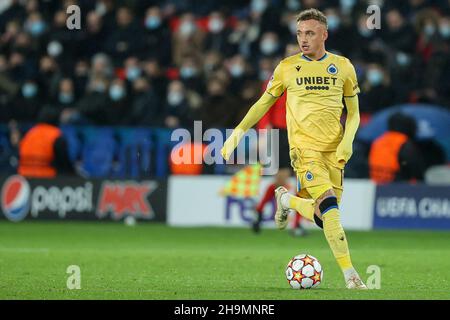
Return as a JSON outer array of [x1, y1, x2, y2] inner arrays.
[[249, 0, 283, 34], [105, 78, 132, 125], [178, 55, 203, 93], [172, 13, 205, 66], [359, 64, 396, 114], [163, 80, 193, 129], [204, 11, 233, 56], [226, 54, 252, 92], [323, 8, 354, 57], [50, 77, 77, 112], [438, 16, 450, 43], [258, 32, 283, 59], [142, 6, 172, 65], [73, 77, 109, 125], [24, 11, 47, 39], [10, 79, 42, 122], [351, 14, 382, 61], [123, 56, 142, 85], [46, 10, 73, 64], [413, 10, 447, 104], [415, 10, 442, 62]]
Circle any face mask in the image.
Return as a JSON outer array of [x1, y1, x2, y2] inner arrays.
[[168, 92, 184, 106], [180, 66, 197, 79], [251, 0, 268, 13], [22, 83, 38, 98], [367, 69, 383, 86], [260, 40, 278, 55], [109, 85, 126, 101], [230, 64, 244, 78], [424, 24, 436, 36], [340, 0, 356, 13], [96, 2, 107, 16], [358, 27, 373, 38], [145, 16, 161, 30], [439, 24, 450, 38], [47, 41, 63, 57], [327, 15, 340, 31], [92, 82, 106, 93], [29, 21, 46, 36], [208, 18, 224, 33], [126, 67, 141, 81], [286, 0, 301, 11], [59, 92, 74, 104], [396, 52, 411, 67], [180, 22, 196, 36]]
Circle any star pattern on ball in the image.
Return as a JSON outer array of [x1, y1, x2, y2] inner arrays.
[[293, 271, 304, 282], [300, 255, 315, 267], [311, 270, 321, 285]]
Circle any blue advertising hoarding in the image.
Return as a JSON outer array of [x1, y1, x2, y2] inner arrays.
[[373, 184, 450, 230]]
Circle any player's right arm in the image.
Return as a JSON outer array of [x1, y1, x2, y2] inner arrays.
[[221, 63, 285, 160]]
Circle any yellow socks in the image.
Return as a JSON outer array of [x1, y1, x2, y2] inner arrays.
[[281, 192, 355, 274], [281, 193, 315, 221], [322, 208, 353, 272]]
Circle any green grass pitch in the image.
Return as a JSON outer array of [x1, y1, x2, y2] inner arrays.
[[0, 221, 449, 300]]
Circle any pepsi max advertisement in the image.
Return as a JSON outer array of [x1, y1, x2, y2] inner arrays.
[[373, 184, 450, 230], [0, 175, 167, 222]]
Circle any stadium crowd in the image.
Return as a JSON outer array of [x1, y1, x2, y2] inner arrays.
[[1, 0, 450, 130]]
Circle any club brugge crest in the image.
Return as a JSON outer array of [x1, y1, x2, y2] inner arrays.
[[305, 171, 314, 181], [327, 64, 338, 75], [1, 175, 30, 222]]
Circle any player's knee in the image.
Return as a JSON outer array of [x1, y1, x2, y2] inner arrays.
[[315, 189, 337, 219]]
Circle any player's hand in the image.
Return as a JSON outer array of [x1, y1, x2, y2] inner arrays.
[[336, 141, 352, 165], [221, 129, 245, 161]]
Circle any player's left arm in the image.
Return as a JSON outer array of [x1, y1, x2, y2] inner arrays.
[[336, 60, 360, 165]]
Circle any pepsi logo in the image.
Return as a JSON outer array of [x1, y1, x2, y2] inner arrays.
[[1, 175, 30, 222]]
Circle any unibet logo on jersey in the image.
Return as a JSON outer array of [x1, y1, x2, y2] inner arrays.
[[266, 52, 360, 152]]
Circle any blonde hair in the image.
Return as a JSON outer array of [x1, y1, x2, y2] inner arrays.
[[296, 8, 328, 29]]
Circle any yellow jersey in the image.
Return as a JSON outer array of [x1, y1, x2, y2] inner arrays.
[[266, 52, 360, 152]]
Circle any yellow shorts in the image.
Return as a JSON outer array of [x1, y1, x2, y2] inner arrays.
[[289, 148, 344, 203]]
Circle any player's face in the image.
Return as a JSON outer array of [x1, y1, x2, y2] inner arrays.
[[296, 19, 328, 57]]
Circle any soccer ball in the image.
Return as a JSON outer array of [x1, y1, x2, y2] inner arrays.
[[285, 254, 323, 289]]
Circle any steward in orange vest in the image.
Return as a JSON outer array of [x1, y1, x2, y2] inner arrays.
[[170, 142, 206, 175], [369, 112, 425, 184], [19, 108, 74, 178]]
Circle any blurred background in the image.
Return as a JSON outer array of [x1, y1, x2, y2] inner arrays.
[[0, 0, 449, 230]]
